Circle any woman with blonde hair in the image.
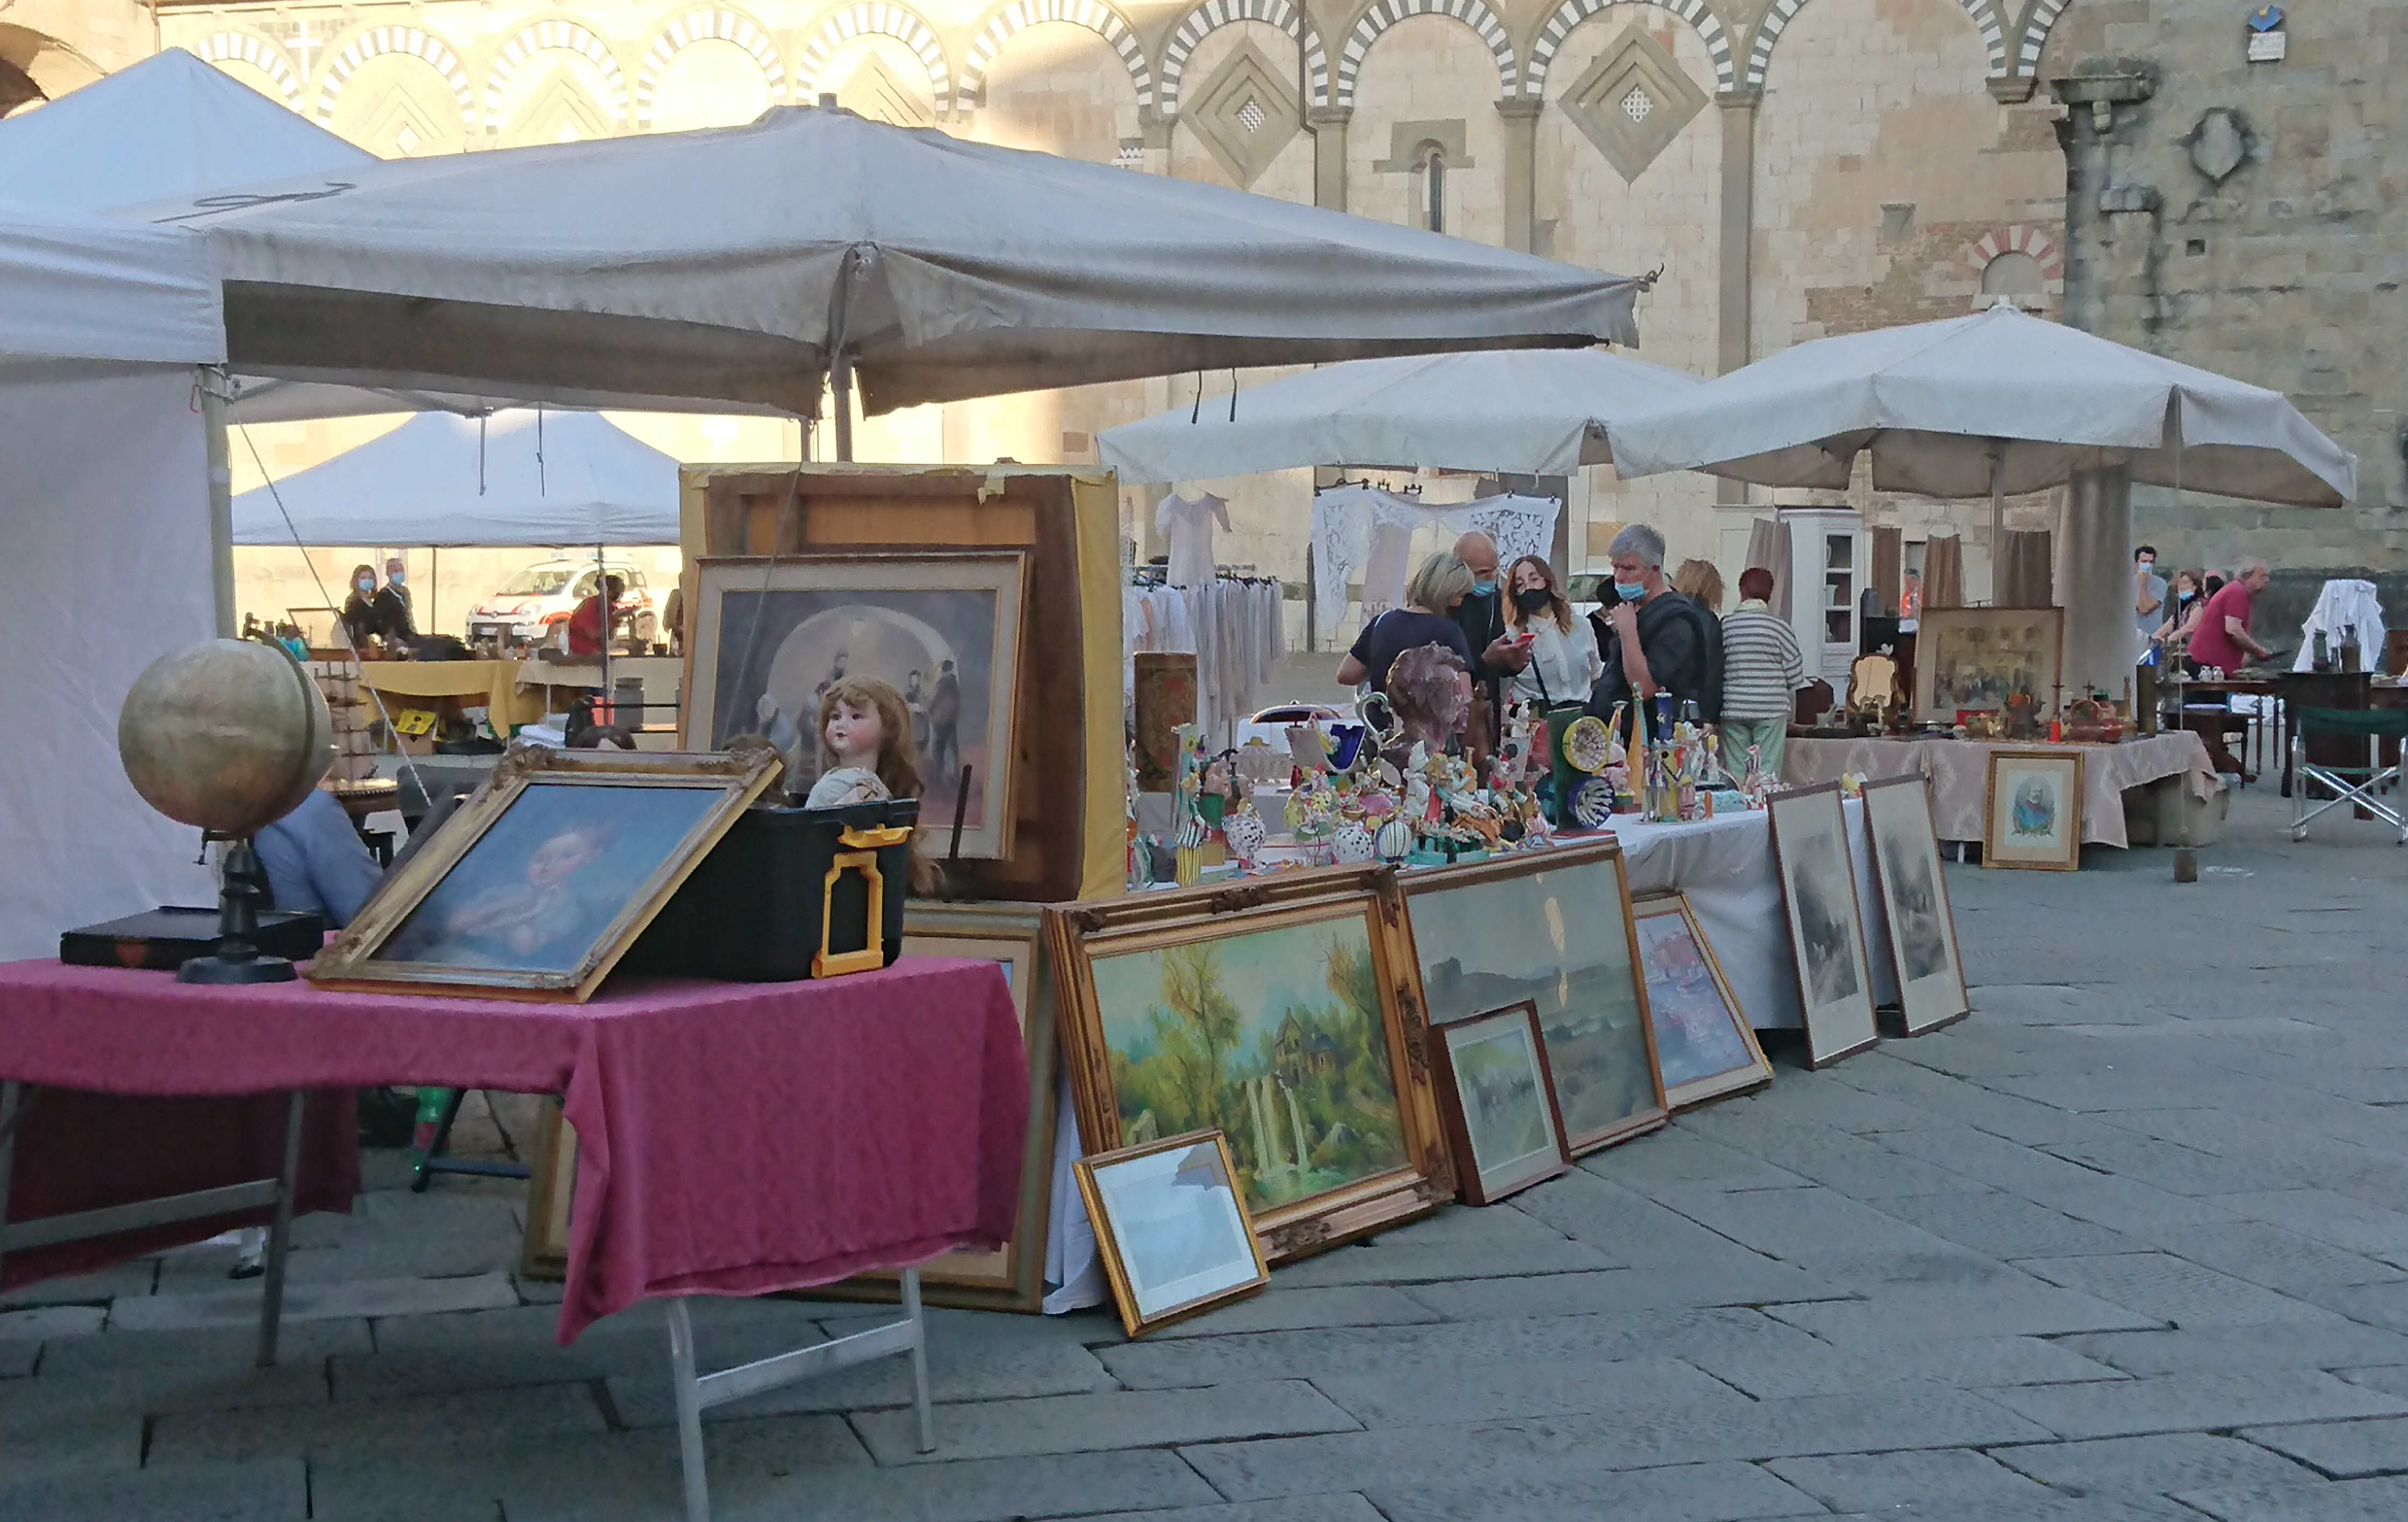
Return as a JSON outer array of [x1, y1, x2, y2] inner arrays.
[[1672, 558, 1725, 614], [1337, 551, 1478, 694], [1501, 554, 1602, 708]]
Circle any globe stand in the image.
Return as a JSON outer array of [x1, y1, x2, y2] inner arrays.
[[178, 838, 297, 985]]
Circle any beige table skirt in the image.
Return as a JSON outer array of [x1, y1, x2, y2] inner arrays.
[[1782, 733, 2217, 847]]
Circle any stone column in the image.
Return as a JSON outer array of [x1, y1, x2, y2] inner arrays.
[[1309, 105, 1352, 212], [2060, 464, 2137, 703], [1495, 97, 1543, 254], [1714, 89, 1761, 508]]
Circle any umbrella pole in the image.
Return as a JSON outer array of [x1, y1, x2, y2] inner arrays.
[[832, 355, 855, 464], [597, 541, 610, 732]]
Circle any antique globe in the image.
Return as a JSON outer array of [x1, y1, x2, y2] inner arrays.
[[117, 638, 334, 983]]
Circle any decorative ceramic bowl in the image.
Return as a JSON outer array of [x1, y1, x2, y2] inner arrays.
[[1570, 775, 1616, 829], [1564, 716, 1613, 774]]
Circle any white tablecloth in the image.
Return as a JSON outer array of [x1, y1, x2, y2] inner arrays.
[[1783, 733, 2216, 846], [1611, 801, 1900, 1033]]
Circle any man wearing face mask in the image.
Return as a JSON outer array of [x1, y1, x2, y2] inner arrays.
[[1583, 523, 1715, 737], [1448, 531, 1533, 747]]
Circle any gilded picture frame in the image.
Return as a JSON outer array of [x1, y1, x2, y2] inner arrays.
[[1914, 606, 2065, 724], [1399, 839, 1668, 1155], [309, 745, 781, 1002], [1767, 782, 1882, 1068], [1983, 748, 2086, 872], [1074, 1129, 1269, 1338], [1047, 866, 1453, 1265], [683, 552, 1028, 860], [1861, 774, 1973, 1031], [1630, 893, 1775, 1110], [1429, 1001, 1572, 1206]]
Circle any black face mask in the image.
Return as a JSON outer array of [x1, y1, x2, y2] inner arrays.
[[1513, 587, 1552, 615]]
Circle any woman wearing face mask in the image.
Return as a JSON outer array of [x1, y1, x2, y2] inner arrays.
[[1502, 556, 1601, 708], [2153, 569, 2207, 661]]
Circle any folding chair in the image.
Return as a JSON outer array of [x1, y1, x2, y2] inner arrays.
[[2290, 707, 2408, 843]]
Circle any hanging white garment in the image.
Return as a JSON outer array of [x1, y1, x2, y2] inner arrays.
[[1157, 492, 1231, 588], [1310, 486, 1563, 640], [2293, 579, 2386, 671]]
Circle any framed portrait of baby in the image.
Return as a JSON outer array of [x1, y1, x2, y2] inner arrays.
[[309, 744, 783, 1001]]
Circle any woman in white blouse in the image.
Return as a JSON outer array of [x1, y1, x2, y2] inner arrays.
[[1503, 555, 1603, 709]]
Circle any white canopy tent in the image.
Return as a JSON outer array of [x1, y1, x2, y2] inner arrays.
[[152, 105, 1650, 434], [0, 206, 225, 956], [1604, 303, 2358, 699], [1100, 347, 1701, 481], [232, 410, 680, 548]]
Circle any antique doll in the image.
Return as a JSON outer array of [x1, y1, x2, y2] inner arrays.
[[804, 677, 922, 808]]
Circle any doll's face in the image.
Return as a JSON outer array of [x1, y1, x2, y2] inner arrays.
[[825, 698, 884, 763]]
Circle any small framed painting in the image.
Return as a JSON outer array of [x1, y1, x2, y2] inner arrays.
[[1074, 1129, 1268, 1337], [1984, 749, 2084, 872], [310, 745, 782, 1001], [1630, 895, 1774, 1110], [1766, 783, 1881, 1068], [1430, 1002, 1572, 1205], [1861, 775, 1972, 1033], [1914, 607, 2064, 724]]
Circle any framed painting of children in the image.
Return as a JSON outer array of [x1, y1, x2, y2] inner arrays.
[[307, 744, 783, 1001]]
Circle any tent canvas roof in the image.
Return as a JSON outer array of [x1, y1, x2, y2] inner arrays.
[[0, 199, 224, 365]]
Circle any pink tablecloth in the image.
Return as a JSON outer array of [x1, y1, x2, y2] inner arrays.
[[0, 959, 1028, 1342]]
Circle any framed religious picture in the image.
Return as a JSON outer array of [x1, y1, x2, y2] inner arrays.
[[684, 552, 1028, 859], [1048, 866, 1453, 1265], [1984, 749, 2085, 872], [310, 745, 781, 1001], [1400, 839, 1667, 1155], [1913, 607, 2064, 724], [1074, 1129, 1268, 1337], [1429, 1002, 1572, 1205], [1861, 775, 1972, 1032], [1766, 783, 1881, 1068], [1630, 894, 1774, 1110]]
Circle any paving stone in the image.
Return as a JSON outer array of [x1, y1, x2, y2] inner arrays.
[[1269, 1234, 1617, 1286], [1312, 1353, 1744, 1426], [1368, 1459, 1826, 1521], [2176, 1476, 2408, 1521], [147, 1382, 608, 1464], [0, 1408, 141, 1482], [1724, 1073, 1935, 1134], [31, 1318, 371, 1375], [2214, 1191, 2408, 1265], [2044, 1133, 2308, 1196], [1869, 1190, 2144, 1259], [1686, 1333, 2121, 1399], [1988, 1370, 2408, 1440], [1182, 1386, 2051, 1499], [0, 1358, 325, 1432], [1515, 1169, 1781, 1267], [1834, 1057, 2126, 1146], [0, 1302, 105, 1343], [2241, 1416, 2408, 1478], [1678, 1113, 1977, 1196], [0, 1342, 32, 1378], [1653, 1184, 1973, 1264], [1094, 1306, 1823, 1389], [1400, 1259, 1850, 1320], [522, 1446, 1217, 1522], [1576, 1126, 1815, 1194], [1766, 1447, 2053, 1510], [1076, 1499, 1389, 1522], [1766, 1279, 2162, 1342], [2141, 1221, 2406, 1291], [2058, 1322, 2408, 1376], [0, 1260, 155, 1309], [108, 1271, 517, 1331], [0, 1458, 307, 1521], [2299, 1282, 2408, 1333], [1819, 1498, 2212, 1521], [2013, 1252, 2341, 1326], [1991, 1432, 2323, 1496], [855, 1380, 1359, 1464], [1146, 1286, 1443, 1338]]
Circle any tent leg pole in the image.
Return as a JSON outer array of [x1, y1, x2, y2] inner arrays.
[[833, 359, 855, 465], [203, 379, 236, 639]]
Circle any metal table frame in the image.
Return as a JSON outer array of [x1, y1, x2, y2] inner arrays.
[[0, 1079, 936, 1522]]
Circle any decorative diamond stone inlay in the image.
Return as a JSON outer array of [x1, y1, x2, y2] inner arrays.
[[393, 123, 421, 154], [1560, 25, 1710, 184], [1182, 39, 1301, 190], [828, 55, 936, 130]]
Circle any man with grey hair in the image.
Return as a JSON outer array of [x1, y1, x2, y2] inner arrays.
[[1585, 522, 1715, 733], [1448, 530, 1533, 746], [2188, 555, 2274, 673]]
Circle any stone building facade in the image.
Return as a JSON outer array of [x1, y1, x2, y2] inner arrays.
[[33, 0, 2370, 613]]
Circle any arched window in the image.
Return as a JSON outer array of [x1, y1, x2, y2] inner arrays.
[[1421, 146, 1445, 234], [1981, 250, 2044, 298]]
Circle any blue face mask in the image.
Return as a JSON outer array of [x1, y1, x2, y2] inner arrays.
[[1471, 580, 1497, 598], [1614, 581, 1646, 602]]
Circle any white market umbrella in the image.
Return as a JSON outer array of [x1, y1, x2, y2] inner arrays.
[[230, 409, 679, 548], [1098, 347, 1702, 481], [1604, 303, 2357, 699], [147, 106, 1650, 430]]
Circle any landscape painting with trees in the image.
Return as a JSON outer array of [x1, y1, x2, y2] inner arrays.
[[1087, 917, 1408, 1216]]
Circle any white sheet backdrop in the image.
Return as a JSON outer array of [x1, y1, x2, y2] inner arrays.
[[0, 363, 217, 956]]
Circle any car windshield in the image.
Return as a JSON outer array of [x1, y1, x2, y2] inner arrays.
[[498, 566, 575, 596]]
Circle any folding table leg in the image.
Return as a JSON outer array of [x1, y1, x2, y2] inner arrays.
[[901, 1267, 934, 1454], [0, 1080, 22, 1287], [255, 1090, 308, 1368], [665, 1297, 711, 1522]]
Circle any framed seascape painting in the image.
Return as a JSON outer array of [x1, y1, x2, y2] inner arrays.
[[1075, 1130, 1268, 1337], [685, 553, 1027, 859], [1048, 866, 1453, 1265], [310, 745, 782, 1001], [1984, 749, 2085, 872], [1914, 607, 2065, 724], [1401, 839, 1666, 1155], [1430, 1002, 1571, 1205], [1630, 895, 1774, 1110], [1861, 776, 1972, 1032], [1766, 784, 1881, 1068]]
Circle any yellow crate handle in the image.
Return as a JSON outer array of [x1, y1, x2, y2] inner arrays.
[[838, 824, 912, 850]]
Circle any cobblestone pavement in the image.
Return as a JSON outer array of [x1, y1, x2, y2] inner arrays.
[[11, 788, 2408, 1520]]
